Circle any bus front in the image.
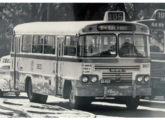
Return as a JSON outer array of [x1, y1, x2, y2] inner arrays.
[[72, 22, 151, 109]]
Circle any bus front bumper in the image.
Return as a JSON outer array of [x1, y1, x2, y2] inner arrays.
[[74, 85, 151, 98]]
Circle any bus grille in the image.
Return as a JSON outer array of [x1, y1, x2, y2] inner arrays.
[[95, 65, 140, 71], [102, 72, 132, 81], [95, 65, 137, 84]]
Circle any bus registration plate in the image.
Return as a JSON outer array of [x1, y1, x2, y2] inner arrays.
[[104, 86, 130, 96]]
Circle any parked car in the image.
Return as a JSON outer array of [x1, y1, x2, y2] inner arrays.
[[0, 55, 20, 97]]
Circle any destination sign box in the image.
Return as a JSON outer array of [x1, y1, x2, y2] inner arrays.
[[156, 11, 165, 20], [97, 24, 135, 31], [152, 9, 165, 21], [104, 11, 125, 21]]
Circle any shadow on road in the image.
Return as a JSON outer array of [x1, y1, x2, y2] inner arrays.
[[47, 100, 165, 117], [140, 100, 165, 109], [0, 96, 28, 99], [47, 101, 70, 110], [88, 103, 165, 117]]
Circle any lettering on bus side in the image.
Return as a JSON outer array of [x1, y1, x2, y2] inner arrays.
[[36, 64, 42, 70], [151, 22, 165, 29], [31, 60, 34, 71]]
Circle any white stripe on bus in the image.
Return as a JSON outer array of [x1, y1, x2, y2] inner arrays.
[[151, 59, 165, 63]]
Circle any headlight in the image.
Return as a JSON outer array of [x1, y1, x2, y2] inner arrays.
[[91, 76, 98, 83], [137, 76, 143, 82], [82, 76, 89, 83], [144, 76, 150, 82]]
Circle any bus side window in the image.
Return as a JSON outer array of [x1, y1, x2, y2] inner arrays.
[[44, 36, 55, 54], [64, 36, 77, 56], [32, 35, 44, 53], [22, 35, 32, 53]]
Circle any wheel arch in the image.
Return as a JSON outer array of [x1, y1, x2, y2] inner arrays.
[[25, 76, 32, 92]]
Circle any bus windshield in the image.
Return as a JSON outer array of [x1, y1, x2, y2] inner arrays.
[[79, 34, 117, 57], [79, 34, 148, 57], [119, 34, 148, 57], [150, 30, 164, 52]]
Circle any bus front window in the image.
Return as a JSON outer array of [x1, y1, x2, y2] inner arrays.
[[119, 34, 148, 57], [79, 35, 117, 57]]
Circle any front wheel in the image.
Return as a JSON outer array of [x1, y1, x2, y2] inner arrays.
[[27, 80, 48, 104], [15, 92, 20, 97], [0, 90, 3, 97], [69, 86, 92, 109], [69, 87, 81, 109], [125, 97, 139, 110]]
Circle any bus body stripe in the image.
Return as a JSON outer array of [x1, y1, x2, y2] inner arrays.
[[10, 53, 150, 63]]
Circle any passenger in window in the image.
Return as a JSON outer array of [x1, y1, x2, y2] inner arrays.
[[119, 38, 141, 57]]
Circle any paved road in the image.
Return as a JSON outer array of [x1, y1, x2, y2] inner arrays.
[[0, 93, 165, 118], [0, 93, 95, 118]]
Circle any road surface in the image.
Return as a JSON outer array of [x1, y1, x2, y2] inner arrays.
[[0, 93, 165, 118]]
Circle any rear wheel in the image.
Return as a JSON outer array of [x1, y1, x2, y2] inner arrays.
[[125, 97, 139, 110], [27, 80, 48, 104]]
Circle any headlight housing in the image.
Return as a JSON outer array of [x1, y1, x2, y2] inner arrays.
[[137, 76, 143, 82], [144, 76, 150, 82], [91, 76, 98, 83], [136, 75, 150, 84], [81, 76, 89, 83], [81, 75, 98, 84]]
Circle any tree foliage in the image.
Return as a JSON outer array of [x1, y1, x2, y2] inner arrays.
[[0, 3, 163, 57]]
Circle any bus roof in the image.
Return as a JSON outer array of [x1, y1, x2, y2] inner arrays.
[[14, 21, 103, 35], [135, 19, 155, 22], [14, 21, 148, 35]]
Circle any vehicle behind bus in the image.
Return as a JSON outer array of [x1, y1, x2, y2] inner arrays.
[[11, 11, 151, 109], [137, 9, 165, 99], [0, 55, 20, 97]]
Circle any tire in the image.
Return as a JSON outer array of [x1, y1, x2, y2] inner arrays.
[[149, 95, 155, 100], [27, 80, 48, 104], [0, 90, 3, 97], [125, 97, 139, 110], [15, 92, 20, 97], [69, 86, 92, 109]]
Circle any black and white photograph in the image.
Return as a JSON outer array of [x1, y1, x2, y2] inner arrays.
[[0, 2, 165, 118]]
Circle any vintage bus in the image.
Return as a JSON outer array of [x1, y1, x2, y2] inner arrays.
[[137, 9, 165, 99], [11, 11, 151, 109]]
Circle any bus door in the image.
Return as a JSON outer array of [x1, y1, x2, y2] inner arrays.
[[13, 35, 21, 90], [56, 36, 64, 95]]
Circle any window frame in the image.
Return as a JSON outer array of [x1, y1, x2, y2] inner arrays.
[[21, 35, 33, 53], [78, 33, 117, 57], [63, 35, 78, 57], [43, 35, 56, 55], [118, 33, 148, 58], [32, 35, 44, 54]]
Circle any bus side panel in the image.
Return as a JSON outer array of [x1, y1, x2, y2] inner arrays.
[[151, 61, 165, 96], [61, 61, 82, 81], [18, 55, 57, 96], [151, 53, 165, 96], [57, 60, 82, 96]]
